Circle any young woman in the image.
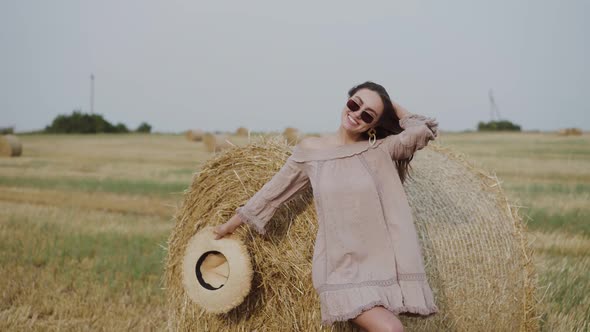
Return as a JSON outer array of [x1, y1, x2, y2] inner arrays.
[[213, 81, 439, 332]]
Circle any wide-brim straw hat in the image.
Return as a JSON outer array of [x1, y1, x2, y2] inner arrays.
[[181, 226, 253, 314]]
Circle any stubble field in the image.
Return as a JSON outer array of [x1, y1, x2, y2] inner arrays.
[[0, 132, 588, 331]]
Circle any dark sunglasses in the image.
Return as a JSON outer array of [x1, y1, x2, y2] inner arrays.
[[346, 99, 375, 124]]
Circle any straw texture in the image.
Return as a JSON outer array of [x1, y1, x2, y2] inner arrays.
[[164, 136, 539, 331]]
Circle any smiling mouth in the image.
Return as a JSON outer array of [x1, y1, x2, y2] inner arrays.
[[347, 114, 359, 126]]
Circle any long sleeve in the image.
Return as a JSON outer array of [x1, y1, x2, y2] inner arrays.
[[383, 113, 438, 160], [235, 155, 310, 235]]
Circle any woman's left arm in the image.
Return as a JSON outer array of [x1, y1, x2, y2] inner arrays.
[[384, 124, 436, 160], [382, 100, 439, 160], [392, 99, 438, 137]]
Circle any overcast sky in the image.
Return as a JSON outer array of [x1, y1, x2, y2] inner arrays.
[[1, 0, 588, 133]]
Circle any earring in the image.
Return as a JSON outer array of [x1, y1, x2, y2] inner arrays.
[[368, 128, 377, 146]]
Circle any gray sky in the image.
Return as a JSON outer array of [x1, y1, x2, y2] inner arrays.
[[1, 0, 588, 133]]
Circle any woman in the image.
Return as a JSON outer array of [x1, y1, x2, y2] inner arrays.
[[213, 81, 439, 332]]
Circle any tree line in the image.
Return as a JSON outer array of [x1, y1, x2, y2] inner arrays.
[[44, 110, 151, 134], [477, 120, 521, 131]]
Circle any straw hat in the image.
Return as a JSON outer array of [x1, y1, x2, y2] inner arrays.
[[181, 226, 253, 313]]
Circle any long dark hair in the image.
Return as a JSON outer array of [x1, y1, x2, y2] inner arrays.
[[348, 81, 414, 183]]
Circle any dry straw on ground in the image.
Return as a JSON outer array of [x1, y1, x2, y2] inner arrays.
[[186, 129, 204, 142], [0, 135, 22, 157], [236, 127, 249, 136], [282, 127, 302, 145], [202, 133, 234, 153], [165, 136, 540, 331], [557, 128, 582, 136]]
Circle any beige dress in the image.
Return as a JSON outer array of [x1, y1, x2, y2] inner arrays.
[[236, 114, 440, 326]]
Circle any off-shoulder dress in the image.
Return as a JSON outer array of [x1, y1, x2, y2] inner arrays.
[[236, 114, 440, 326]]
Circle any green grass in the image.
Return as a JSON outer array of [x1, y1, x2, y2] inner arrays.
[[506, 183, 590, 195], [537, 254, 590, 331], [0, 216, 167, 295], [157, 168, 197, 177], [524, 208, 590, 236], [495, 171, 590, 184], [0, 175, 187, 197], [0, 160, 50, 168]]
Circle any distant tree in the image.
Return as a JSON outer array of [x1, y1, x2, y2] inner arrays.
[[136, 122, 152, 133], [114, 123, 129, 133], [44, 110, 130, 134], [477, 120, 521, 132], [0, 126, 14, 134]]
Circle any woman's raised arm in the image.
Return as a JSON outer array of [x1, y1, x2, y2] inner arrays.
[[383, 113, 439, 160]]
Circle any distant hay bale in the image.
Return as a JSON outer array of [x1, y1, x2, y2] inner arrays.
[[235, 127, 249, 136], [202, 133, 234, 153], [282, 127, 302, 145], [557, 128, 582, 136], [165, 137, 539, 331], [0, 135, 22, 157], [186, 129, 204, 142], [304, 133, 322, 138]]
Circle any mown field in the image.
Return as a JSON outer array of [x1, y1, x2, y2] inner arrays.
[[0, 132, 588, 331]]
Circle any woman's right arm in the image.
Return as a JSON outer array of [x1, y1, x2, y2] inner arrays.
[[213, 153, 310, 240]]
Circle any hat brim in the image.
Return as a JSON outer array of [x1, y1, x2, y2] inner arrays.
[[182, 226, 253, 314]]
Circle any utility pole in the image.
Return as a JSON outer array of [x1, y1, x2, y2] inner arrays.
[[90, 74, 95, 114], [488, 88, 501, 121]]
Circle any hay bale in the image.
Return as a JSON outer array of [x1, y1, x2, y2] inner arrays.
[[165, 137, 539, 331], [0, 135, 22, 157], [235, 127, 249, 136], [304, 133, 322, 139], [186, 129, 204, 141], [557, 128, 582, 136], [202, 133, 234, 153], [282, 127, 302, 145]]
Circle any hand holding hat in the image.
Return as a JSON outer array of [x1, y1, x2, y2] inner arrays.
[[213, 214, 244, 240]]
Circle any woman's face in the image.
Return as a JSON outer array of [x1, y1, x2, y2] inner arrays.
[[340, 88, 384, 135]]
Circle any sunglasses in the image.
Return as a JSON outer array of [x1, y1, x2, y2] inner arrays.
[[346, 99, 375, 124]]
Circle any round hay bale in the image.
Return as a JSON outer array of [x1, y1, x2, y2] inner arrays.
[[202, 133, 233, 153], [557, 128, 582, 136], [165, 137, 539, 331], [0, 135, 22, 157], [186, 129, 204, 142], [305, 133, 322, 138], [235, 127, 249, 136], [282, 127, 302, 145]]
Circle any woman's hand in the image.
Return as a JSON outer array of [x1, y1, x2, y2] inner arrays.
[[213, 214, 244, 240], [393, 99, 439, 138]]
